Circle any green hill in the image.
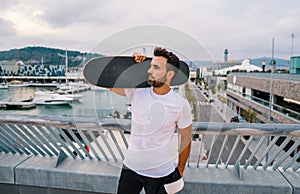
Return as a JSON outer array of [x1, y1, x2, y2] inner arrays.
[[0, 46, 102, 67]]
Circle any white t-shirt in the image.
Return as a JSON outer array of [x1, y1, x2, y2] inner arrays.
[[123, 87, 192, 178]]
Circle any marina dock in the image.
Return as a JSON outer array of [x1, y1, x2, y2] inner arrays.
[[1, 74, 85, 85]]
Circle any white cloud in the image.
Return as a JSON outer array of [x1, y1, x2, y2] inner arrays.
[[0, 17, 16, 36], [0, 0, 299, 60]]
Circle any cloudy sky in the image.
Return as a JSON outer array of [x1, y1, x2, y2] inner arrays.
[[0, 0, 299, 61]]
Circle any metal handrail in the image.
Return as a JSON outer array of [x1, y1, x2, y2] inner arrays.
[[0, 115, 299, 172]]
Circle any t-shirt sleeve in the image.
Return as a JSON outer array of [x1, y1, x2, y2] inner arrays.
[[177, 99, 193, 129]]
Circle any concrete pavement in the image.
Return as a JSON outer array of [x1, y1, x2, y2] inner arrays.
[[191, 82, 239, 123]]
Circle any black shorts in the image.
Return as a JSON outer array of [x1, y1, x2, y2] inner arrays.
[[117, 166, 182, 194]]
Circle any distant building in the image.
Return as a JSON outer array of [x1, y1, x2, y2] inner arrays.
[[213, 61, 242, 70], [207, 48, 242, 75], [227, 73, 300, 124], [290, 56, 300, 74], [213, 48, 241, 70], [216, 59, 262, 75], [224, 49, 229, 62]]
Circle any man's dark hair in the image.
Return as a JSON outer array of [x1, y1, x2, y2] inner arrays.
[[153, 47, 180, 74]]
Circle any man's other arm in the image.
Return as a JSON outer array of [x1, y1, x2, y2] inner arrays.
[[177, 124, 192, 177]]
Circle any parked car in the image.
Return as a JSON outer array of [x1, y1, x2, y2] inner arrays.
[[230, 116, 251, 139], [230, 116, 239, 123]]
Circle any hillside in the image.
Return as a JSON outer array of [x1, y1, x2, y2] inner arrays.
[[0, 46, 102, 67], [249, 57, 290, 69], [192, 57, 290, 69], [0, 46, 290, 70]]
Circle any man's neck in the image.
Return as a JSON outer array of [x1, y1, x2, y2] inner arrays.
[[153, 84, 171, 95]]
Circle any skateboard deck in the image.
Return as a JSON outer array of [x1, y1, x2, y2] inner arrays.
[[83, 56, 190, 88]]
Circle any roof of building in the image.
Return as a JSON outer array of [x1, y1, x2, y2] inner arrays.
[[217, 59, 263, 75], [229, 72, 300, 81]]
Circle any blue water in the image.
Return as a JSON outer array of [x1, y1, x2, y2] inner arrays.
[[0, 87, 130, 118]]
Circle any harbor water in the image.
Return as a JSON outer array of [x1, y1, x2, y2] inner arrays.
[[0, 86, 130, 118]]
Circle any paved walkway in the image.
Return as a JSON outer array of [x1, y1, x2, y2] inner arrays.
[[188, 82, 239, 123], [210, 89, 238, 123]]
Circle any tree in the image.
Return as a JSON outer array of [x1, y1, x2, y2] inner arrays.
[[243, 108, 257, 123], [204, 80, 208, 90], [217, 83, 222, 92], [185, 83, 198, 121], [211, 84, 216, 95]]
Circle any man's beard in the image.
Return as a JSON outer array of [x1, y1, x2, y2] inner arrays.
[[147, 75, 167, 88]]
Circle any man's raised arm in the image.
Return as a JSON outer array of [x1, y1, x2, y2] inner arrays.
[[108, 88, 126, 96], [108, 52, 146, 96]]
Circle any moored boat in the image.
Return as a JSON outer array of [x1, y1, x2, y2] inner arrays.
[[4, 101, 36, 109], [0, 82, 8, 89], [33, 91, 73, 105], [9, 80, 30, 87], [36, 90, 83, 101], [56, 82, 91, 93]]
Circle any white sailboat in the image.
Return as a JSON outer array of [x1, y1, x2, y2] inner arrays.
[[56, 50, 90, 92], [56, 49, 71, 90]]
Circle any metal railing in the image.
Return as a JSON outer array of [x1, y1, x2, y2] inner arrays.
[[0, 115, 130, 164], [190, 122, 300, 173], [0, 115, 299, 173]]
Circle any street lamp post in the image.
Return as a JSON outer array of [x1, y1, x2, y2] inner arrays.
[[261, 60, 266, 72], [291, 34, 295, 57], [266, 38, 276, 163], [268, 38, 275, 123]]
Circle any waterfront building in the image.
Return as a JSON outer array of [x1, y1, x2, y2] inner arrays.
[[290, 56, 300, 74], [227, 72, 300, 124]]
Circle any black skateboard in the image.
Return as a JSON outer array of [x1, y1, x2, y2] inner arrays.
[[83, 56, 190, 88]]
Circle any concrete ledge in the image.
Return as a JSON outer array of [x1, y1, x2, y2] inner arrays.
[[0, 153, 31, 184], [1, 154, 297, 194], [180, 165, 292, 194], [279, 168, 300, 194], [15, 156, 122, 194], [0, 183, 104, 194]]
